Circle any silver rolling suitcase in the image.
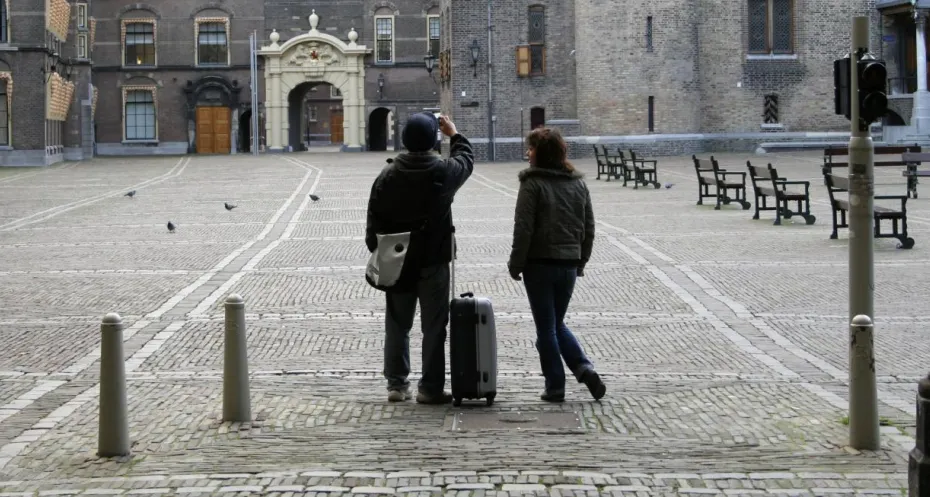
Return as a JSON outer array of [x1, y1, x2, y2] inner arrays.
[[448, 229, 498, 406]]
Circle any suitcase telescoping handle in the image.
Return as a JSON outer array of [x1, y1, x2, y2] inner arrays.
[[450, 226, 455, 300]]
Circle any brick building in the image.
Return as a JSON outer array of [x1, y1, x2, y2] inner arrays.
[[439, 0, 883, 161], [0, 0, 442, 165], [0, 0, 904, 165]]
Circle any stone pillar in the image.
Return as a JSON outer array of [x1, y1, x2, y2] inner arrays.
[[913, 10, 930, 133], [268, 71, 283, 152], [230, 107, 239, 154], [909, 374, 930, 496], [343, 65, 363, 151]]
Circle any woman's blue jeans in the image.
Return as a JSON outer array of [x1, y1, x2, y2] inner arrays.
[[522, 263, 594, 393]]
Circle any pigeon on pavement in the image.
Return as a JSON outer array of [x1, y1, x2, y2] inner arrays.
[[167, 221, 176, 233], [664, 183, 674, 189], [125, 190, 136, 198], [309, 194, 320, 201], [224, 202, 237, 210]]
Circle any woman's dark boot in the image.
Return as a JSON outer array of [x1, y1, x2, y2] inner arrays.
[[540, 390, 565, 402], [580, 370, 606, 401]]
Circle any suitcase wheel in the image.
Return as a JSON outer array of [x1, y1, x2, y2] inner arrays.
[[453, 398, 462, 407], [486, 392, 496, 407]]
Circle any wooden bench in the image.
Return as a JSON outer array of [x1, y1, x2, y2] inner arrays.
[[823, 173, 914, 249], [594, 145, 616, 180], [692, 155, 751, 210], [746, 161, 815, 225], [627, 150, 661, 189], [901, 152, 930, 199], [823, 144, 921, 197]]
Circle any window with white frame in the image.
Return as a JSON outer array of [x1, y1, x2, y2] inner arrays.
[[330, 86, 341, 99], [428, 15, 440, 57], [197, 20, 228, 65], [124, 89, 156, 140], [0, 80, 8, 145], [375, 16, 394, 63], [77, 3, 87, 29], [77, 34, 87, 58], [124, 21, 156, 66]]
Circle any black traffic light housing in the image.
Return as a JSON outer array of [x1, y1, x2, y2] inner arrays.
[[834, 52, 889, 128], [858, 58, 888, 123]]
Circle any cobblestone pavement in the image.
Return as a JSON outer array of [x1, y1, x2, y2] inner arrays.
[[0, 150, 925, 495]]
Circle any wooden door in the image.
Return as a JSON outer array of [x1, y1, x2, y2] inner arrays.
[[330, 111, 344, 144], [196, 107, 215, 154], [212, 107, 230, 154], [195, 106, 231, 154]]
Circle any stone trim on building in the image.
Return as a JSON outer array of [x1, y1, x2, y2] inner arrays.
[[120, 18, 157, 67], [91, 85, 98, 122], [194, 17, 231, 67], [89, 17, 96, 48], [0, 71, 11, 146], [121, 85, 158, 142], [45, 73, 74, 121], [45, 0, 70, 41]]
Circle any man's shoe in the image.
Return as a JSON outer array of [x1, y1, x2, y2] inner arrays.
[[387, 388, 410, 402], [580, 370, 606, 401], [540, 390, 565, 403], [415, 390, 453, 405]]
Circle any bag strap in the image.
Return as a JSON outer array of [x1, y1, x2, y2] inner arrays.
[[450, 226, 456, 299]]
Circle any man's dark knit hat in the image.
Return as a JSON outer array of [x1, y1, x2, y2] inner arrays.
[[402, 112, 439, 152]]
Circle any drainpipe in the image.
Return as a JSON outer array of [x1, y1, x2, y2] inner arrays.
[[487, 0, 495, 162]]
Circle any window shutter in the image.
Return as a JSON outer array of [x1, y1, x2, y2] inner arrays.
[[516, 45, 530, 77]]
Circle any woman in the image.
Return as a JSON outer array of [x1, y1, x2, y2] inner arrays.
[[507, 128, 606, 402]]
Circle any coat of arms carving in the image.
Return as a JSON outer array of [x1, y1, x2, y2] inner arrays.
[[286, 42, 339, 67]]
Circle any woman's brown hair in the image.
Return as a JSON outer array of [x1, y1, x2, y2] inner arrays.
[[526, 127, 575, 172]]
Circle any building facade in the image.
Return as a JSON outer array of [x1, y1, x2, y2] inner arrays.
[[1, 0, 908, 165], [440, 0, 884, 160]]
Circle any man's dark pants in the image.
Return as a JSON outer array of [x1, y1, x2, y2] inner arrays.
[[383, 263, 450, 395]]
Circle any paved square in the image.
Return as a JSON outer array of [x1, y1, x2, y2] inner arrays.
[[0, 150, 924, 495]]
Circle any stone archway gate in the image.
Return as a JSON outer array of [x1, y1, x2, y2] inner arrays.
[[259, 10, 370, 152]]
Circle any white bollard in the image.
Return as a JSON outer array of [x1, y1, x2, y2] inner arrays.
[[223, 294, 251, 422], [98, 312, 130, 457]]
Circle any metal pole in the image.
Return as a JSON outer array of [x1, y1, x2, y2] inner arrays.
[[848, 15, 879, 451], [223, 294, 251, 422], [486, 0, 495, 162], [251, 32, 261, 156], [98, 313, 129, 457], [849, 315, 879, 449]]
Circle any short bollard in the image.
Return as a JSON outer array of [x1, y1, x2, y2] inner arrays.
[[849, 314, 880, 450], [909, 375, 930, 496], [98, 312, 130, 457], [223, 294, 251, 422]]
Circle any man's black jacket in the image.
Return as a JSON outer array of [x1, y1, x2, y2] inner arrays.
[[365, 134, 475, 267]]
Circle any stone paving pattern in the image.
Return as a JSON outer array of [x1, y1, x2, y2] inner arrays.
[[0, 150, 926, 495]]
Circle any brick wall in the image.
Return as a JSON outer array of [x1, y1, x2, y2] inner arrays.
[[91, 0, 262, 152], [439, 0, 576, 156]]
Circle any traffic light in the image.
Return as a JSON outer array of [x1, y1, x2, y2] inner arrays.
[[834, 56, 851, 119], [857, 57, 888, 123]]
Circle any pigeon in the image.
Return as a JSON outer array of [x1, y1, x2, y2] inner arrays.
[[309, 194, 320, 201], [125, 190, 136, 198], [224, 202, 237, 211], [167, 221, 176, 233], [664, 183, 674, 189]]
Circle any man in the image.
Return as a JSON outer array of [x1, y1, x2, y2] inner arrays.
[[366, 113, 474, 404]]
